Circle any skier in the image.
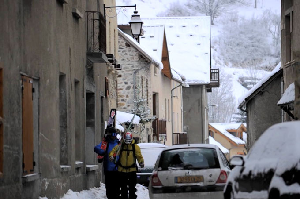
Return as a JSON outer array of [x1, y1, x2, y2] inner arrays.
[[109, 132, 144, 199], [94, 126, 120, 199]]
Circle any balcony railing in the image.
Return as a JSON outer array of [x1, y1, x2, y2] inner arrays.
[[86, 11, 106, 53], [209, 69, 220, 87]]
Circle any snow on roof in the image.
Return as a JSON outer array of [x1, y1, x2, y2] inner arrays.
[[116, 111, 140, 125], [210, 123, 246, 145], [209, 136, 229, 154], [118, 28, 164, 69], [278, 82, 295, 105], [244, 121, 300, 177], [238, 62, 282, 107], [141, 17, 211, 85], [139, 25, 165, 61]]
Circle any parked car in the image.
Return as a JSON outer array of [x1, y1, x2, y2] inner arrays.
[[137, 143, 167, 187], [224, 121, 300, 199], [148, 144, 230, 199]]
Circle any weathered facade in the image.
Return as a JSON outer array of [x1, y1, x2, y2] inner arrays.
[[238, 67, 283, 149], [117, 29, 155, 143], [183, 85, 209, 144], [0, 0, 118, 198], [280, 0, 300, 120]]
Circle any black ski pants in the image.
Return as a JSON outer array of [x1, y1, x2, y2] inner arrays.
[[119, 171, 137, 199], [105, 170, 120, 199]]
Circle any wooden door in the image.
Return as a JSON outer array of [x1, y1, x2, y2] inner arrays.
[[22, 76, 34, 175]]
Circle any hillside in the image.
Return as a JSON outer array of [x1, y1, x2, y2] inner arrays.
[[116, 0, 281, 122]]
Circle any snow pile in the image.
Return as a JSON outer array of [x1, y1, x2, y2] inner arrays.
[[278, 82, 295, 105], [116, 111, 140, 124], [210, 123, 245, 145], [39, 183, 150, 199], [209, 136, 229, 154]]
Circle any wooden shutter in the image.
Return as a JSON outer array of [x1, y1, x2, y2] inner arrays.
[[0, 68, 3, 174], [22, 76, 34, 175]]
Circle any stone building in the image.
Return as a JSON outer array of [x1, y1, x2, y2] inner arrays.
[[0, 0, 119, 198], [280, 0, 300, 120]]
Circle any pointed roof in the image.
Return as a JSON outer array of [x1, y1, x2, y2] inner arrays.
[[141, 17, 211, 85], [118, 28, 163, 69], [209, 123, 246, 145]]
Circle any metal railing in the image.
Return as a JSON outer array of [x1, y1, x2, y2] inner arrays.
[[210, 69, 220, 87], [86, 11, 106, 53]]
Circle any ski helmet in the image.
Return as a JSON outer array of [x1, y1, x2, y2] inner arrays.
[[124, 132, 133, 144]]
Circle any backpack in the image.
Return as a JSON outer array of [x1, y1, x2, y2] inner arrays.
[[118, 144, 137, 169], [97, 138, 109, 163]]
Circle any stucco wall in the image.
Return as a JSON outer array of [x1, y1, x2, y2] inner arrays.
[[281, 0, 300, 120], [246, 75, 282, 149], [0, 0, 115, 198], [183, 85, 208, 144]]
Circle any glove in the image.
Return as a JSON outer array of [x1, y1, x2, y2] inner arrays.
[[109, 156, 114, 162], [139, 163, 144, 168]]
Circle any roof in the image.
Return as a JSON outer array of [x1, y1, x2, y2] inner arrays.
[[209, 123, 246, 145], [278, 82, 295, 105], [140, 17, 211, 85], [140, 25, 185, 82], [238, 62, 282, 108], [118, 28, 163, 69], [209, 136, 229, 154]]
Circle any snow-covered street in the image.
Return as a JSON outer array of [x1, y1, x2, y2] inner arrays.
[[40, 183, 150, 199]]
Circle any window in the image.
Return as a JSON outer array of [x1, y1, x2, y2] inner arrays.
[[0, 68, 3, 175], [159, 148, 220, 170], [22, 76, 35, 174], [75, 80, 81, 162], [105, 77, 109, 97], [59, 74, 68, 165], [85, 92, 95, 164], [154, 66, 158, 75], [209, 130, 214, 138]]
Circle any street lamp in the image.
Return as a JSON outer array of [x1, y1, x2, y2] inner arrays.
[[171, 82, 189, 145], [129, 10, 143, 42]]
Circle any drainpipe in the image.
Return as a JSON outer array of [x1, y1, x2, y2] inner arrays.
[[281, 77, 284, 122], [171, 83, 183, 145]]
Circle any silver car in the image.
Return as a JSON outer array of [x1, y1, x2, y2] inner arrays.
[[148, 144, 231, 199]]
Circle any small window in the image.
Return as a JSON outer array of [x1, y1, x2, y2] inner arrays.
[[154, 66, 158, 75], [105, 77, 109, 97]]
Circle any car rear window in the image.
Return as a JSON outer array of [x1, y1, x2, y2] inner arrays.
[[158, 147, 220, 170]]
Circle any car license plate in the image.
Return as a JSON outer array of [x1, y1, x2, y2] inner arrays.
[[175, 176, 204, 183]]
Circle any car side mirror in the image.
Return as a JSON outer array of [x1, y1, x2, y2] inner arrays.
[[229, 156, 244, 169]]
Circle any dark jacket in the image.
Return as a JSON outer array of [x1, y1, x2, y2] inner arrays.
[[94, 137, 119, 172]]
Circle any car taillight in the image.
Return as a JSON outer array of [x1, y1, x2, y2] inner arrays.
[[151, 171, 162, 186], [216, 170, 228, 183]]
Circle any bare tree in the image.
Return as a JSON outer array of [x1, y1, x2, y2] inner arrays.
[[186, 0, 246, 25], [208, 69, 236, 122]]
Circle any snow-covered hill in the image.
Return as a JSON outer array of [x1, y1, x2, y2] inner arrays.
[[116, 0, 281, 122]]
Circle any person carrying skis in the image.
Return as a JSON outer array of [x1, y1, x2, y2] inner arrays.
[[109, 132, 144, 199], [94, 126, 120, 199]]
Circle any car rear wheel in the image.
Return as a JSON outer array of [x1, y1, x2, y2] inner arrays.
[[224, 186, 235, 199], [269, 188, 280, 199]]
